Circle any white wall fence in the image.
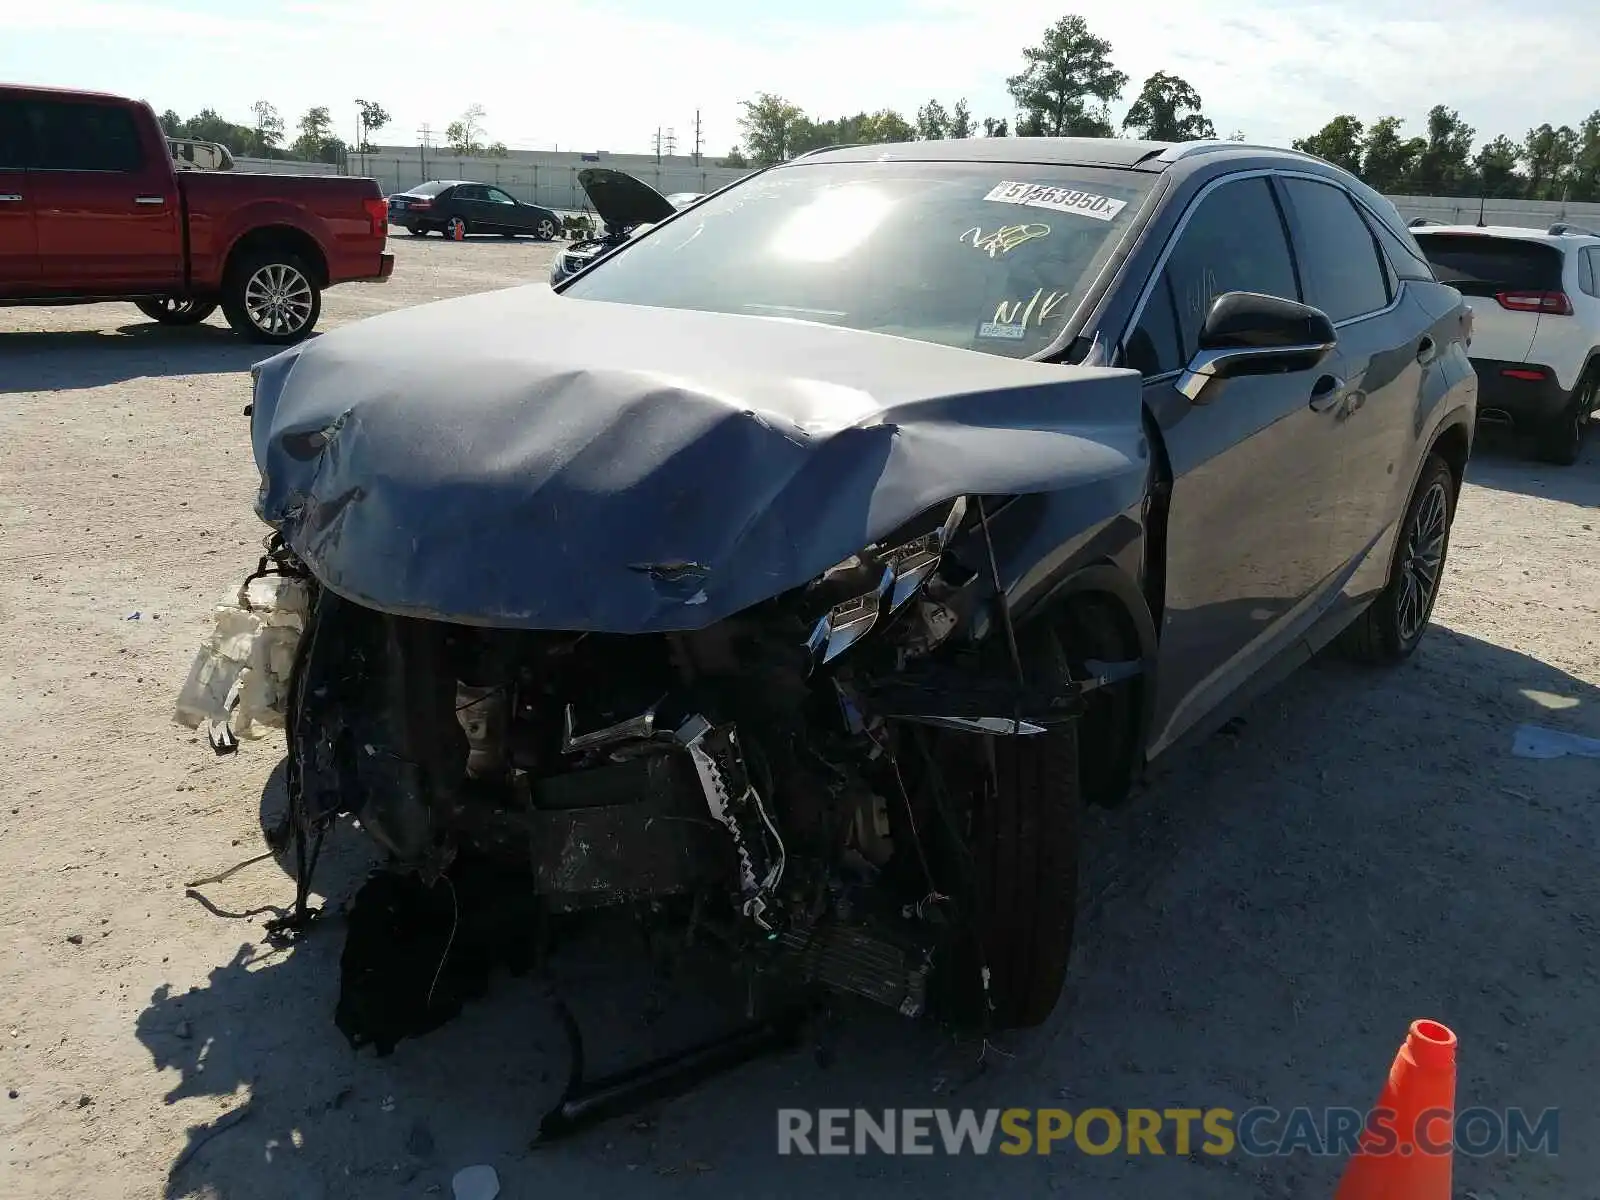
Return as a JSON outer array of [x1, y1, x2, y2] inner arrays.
[[1385, 194, 1600, 231], [227, 153, 1600, 234]]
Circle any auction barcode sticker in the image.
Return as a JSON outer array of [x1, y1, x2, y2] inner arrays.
[[983, 181, 1127, 222]]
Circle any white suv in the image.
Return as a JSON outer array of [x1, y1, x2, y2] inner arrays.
[[1411, 222, 1599, 464]]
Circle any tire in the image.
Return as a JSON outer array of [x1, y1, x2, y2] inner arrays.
[[221, 251, 322, 346], [1058, 596, 1141, 809], [445, 216, 468, 240], [406, 224, 429, 237], [1533, 375, 1594, 466], [535, 217, 557, 240], [134, 297, 219, 326], [1337, 453, 1455, 664], [924, 626, 1082, 1030]]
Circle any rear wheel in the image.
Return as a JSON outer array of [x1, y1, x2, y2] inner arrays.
[[134, 297, 219, 326], [1337, 453, 1455, 663], [920, 625, 1082, 1030], [221, 252, 322, 345], [406, 224, 429, 237], [445, 216, 468, 240], [1534, 375, 1594, 466]]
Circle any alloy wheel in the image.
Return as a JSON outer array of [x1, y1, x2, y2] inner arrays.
[[243, 263, 315, 338], [1396, 479, 1449, 642], [537, 218, 556, 239]]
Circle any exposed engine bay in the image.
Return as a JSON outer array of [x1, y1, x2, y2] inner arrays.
[[251, 497, 1091, 1031]]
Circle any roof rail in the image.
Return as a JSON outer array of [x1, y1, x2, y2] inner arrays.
[[790, 143, 866, 160], [1548, 221, 1600, 237], [1153, 139, 1318, 165]]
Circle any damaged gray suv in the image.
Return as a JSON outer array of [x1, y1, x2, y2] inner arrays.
[[223, 136, 1476, 1094]]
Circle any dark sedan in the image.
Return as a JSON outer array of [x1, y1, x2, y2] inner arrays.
[[239, 137, 1476, 1061], [388, 179, 561, 240]]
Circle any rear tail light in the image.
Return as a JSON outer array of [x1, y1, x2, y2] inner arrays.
[[362, 197, 388, 238], [1501, 367, 1548, 381], [1495, 290, 1572, 315]]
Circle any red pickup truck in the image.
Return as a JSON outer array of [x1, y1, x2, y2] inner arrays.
[[0, 84, 393, 344]]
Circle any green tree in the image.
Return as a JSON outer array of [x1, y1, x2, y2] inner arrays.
[[1523, 123, 1580, 200], [859, 109, 915, 143], [354, 99, 389, 154], [720, 146, 750, 168], [484, 141, 509, 158], [1570, 111, 1600, 203], [1474, 135, 1525, 198], [949, 99, 974, 139], [982, 116, 1009, 137], [445, 104, 486, 156], [1412, 106, 1476, 195], [915, 99, 950, 140], [1292, 114, 1364, 173], [1225, 129, 1247, 142], [158, 109, 183, 136], [1361, 116, 1425, 191], [1007, 14, 1127, 137], [250, 100, 285, 155], [291, 106, 347, 163], [737, 93, 807, 164], [1121, 71, 1215, 141]]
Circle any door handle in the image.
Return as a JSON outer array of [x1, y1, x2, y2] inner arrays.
[[1416, 335, 1436, 364], [1309, 374, 1346, 412], [134, 196, 166, 205], [0, 194, 22, 203]]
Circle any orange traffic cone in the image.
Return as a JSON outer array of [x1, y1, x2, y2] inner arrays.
[[452, 221, 465, 242], [1334, 1019, 1457, 1200]]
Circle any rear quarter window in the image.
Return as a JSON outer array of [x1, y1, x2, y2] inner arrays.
[[1412, 235, 1565, 296]]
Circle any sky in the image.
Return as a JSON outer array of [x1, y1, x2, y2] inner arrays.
[[2, 0, 1595, 158]]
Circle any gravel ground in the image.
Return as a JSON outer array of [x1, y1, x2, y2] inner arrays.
[[1, 235, 1596, 1200]]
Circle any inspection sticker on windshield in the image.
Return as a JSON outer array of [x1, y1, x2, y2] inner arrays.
[[976, 321, 1028, 341], [983, 181, 1127, 222]]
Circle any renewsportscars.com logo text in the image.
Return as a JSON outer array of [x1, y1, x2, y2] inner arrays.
[[776, 1107, 1559, 1158]]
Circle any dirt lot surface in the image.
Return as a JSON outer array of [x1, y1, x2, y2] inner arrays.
[[2, 235, 1597, 1200]]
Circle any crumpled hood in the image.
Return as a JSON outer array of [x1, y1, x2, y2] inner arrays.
[[250, 285, 1147, 632]]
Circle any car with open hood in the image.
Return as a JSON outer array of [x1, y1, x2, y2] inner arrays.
[[549, 167, 682, 284], [192, 135, 1477, 1125]]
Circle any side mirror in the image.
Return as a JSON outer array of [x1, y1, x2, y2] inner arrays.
[[1176, 291, 1337, 403]]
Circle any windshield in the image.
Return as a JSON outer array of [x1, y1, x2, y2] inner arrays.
[[406, 180, 452, 197], [560, 160, 1153, 358]]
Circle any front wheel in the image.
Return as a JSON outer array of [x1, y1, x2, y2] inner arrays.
[[1534, 376, 1594, 466], [535, 217, 557, 240], [1337, 452, 1455, 663], [134, 297, 219, 326], [221, 253, 322, 345], [919, 627, 1082, 1030]]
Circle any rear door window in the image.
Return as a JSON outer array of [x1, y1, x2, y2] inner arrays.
[[23, 100, 145, 171], [0, 100, 29, 171], [1280, 178, 1391, 322], [1411, 234, 1565, 297], [1576, 247, 1598, 298]]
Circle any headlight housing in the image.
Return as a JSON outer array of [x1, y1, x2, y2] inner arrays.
[[805, 497, 967, 666]]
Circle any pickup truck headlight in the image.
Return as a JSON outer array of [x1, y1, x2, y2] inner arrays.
[[805, 497, 967, 666]]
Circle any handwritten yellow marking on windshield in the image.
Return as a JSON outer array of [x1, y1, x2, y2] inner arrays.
[[960, 223, 1051, 258], [992, 288, 1072, 327]]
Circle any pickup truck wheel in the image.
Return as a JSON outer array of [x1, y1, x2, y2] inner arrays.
[[134, 297, 218, 326], [222, 253, 321, 345]]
